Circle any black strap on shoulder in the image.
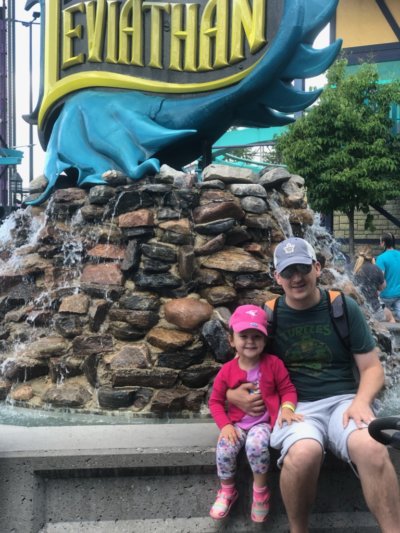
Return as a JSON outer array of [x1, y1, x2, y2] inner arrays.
[[326, 289, 350, 350]]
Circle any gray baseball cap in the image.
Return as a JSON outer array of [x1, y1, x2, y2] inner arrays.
[[273, 237, 317, 273]]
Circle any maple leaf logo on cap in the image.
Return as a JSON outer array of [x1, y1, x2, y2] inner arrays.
[[283, 243, 295, 254]]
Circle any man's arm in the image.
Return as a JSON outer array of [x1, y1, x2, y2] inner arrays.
[[343, 348, 384, 428], [226, 383, 265, 416]]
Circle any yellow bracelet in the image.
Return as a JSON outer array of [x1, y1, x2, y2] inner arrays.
[[281, 403, 295, 412]]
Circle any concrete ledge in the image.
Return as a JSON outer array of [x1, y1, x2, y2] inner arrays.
[[39, 515, 380, 533], [0, 422, 390, 532], [0, 422, 220, 457]]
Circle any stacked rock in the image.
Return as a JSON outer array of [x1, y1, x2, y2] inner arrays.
[[0, 163, 362, 415]]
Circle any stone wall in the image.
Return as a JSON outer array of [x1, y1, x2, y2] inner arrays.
[[0, 164, 316, 415], [0, 164, 395, 416], [333, 198, 400, 254]]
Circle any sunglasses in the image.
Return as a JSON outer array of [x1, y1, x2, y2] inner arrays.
[[279, 264, 313, 279]]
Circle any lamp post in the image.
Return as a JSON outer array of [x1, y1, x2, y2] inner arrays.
[[22, 11, 40, 183]]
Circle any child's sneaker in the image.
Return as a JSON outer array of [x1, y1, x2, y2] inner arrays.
[[251, 486, 270, 522], [209, 488, 238, 520]]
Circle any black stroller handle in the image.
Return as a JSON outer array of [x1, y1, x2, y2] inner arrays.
[[368, 417, 400, 450]]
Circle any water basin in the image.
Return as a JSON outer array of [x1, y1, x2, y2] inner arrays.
[[1, 382, 399, 427], [0, 402, 211, 427]]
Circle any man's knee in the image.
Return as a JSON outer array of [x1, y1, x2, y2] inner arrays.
[[348, 430, 391, 468], [283, 439, 323, 473]]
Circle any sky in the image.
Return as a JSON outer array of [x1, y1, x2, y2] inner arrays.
[[14, 3, 44, 185], [13, 5, 330, 188]]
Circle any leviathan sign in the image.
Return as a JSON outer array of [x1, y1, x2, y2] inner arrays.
[[26, 0, 341, 205]]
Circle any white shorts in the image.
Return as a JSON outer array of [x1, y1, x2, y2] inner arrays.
[[270, 394, 376, 467]]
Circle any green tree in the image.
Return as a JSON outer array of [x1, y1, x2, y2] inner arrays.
[[275, 59, 400, 255]]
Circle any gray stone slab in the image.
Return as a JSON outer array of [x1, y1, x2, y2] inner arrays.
[[0, 422, 393, 533], [0, 422, 220, 455]]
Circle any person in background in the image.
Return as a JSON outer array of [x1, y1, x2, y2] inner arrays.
[[226, 237, 400, 533], [376, 233, 400, 322], [353, 245, 395, 323], [209, 305, 302, 523]]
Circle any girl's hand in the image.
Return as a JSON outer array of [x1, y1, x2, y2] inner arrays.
[[277, 407, 304, 427], [218, 424, 239, 445]]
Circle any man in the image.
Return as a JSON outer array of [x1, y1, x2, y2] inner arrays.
[[227, 237, 400, 533], [376, 232, 400, 321]]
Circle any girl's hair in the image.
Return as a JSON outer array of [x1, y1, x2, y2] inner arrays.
[[353, 245, 374, 274], [381, 232, 395, 250]]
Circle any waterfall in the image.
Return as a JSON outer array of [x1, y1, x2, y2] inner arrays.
[[0, 165, 398, 422]]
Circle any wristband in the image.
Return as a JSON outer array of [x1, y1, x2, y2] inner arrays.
[[281, 402, 295, 412]]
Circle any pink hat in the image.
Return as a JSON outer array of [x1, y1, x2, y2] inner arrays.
[[229, 305, 268, 336]]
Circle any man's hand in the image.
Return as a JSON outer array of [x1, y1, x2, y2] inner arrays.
[[343, 399, 376, 428], [226, 383, 265, 416], [345, 348, 383, 428], [277, 407, 304, 427]]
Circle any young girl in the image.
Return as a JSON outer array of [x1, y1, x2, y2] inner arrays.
[[209, 304, 302, 522]]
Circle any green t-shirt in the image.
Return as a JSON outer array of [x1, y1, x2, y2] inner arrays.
[[272, 290, 376, 401]]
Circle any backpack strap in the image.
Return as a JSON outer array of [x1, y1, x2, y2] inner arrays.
[[264, 290, 351, 350], [264, 296, 280, 337], [327, 289, 351, 350]]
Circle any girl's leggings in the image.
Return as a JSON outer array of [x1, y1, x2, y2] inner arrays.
[[216, 423, 271, 480]]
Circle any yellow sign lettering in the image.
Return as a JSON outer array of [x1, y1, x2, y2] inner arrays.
[[169, 3, 198, 72], [198, 0, 228, 71], [40, 0, 270, 125], [119, 0, 143, 66], [62, 2, 85, 69], [105, 0, 120, 63], [230, 0, 266, 63], [85, 0, 106, 62], [143, 2, 171, 69]]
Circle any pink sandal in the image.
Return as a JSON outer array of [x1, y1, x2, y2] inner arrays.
[[251, 486, 270, 523], [209, 488, 238, 520]]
